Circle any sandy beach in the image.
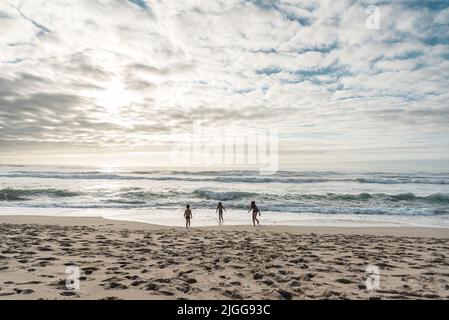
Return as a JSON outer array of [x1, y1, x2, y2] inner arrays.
[[0, 215, 448, 300]]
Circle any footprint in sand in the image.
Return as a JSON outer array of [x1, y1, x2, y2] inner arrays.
[[16, 281, 41, 285], [37, 246, 53, 252], [261, 279, 274, 286], [184, 278, 197, 284], [82, 267, 99, 275], [0, 292, 15, 296], [335, 278, 355, 284], [37, 257, 58, 261], [14, 288, 34, 295], [278, 289, 293, 300], [102, 282, 128, 290], [289, 280, 301, 287], [223, 289, 243, 299], [253, 273, 263, 280], [176, 284, 192, 294], [154, 278, 171, 284], [130, 280, 146, 287], [145, 283, 159, 291]]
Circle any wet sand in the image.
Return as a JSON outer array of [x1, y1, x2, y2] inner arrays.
[[0, 215, 448, 300]]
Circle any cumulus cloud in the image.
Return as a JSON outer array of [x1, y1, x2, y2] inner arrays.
[[0, 0, 448, 166]]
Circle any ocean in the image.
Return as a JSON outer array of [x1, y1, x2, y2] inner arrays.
[[1, 165, 449, 228]]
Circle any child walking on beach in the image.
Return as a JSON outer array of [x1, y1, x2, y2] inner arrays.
[[184, 204, 192, 228], [216, 202, 226, 225], [248, 201, 261, 226]]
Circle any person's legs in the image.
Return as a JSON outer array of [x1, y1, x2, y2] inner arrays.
[[253, 212, 259, 225]]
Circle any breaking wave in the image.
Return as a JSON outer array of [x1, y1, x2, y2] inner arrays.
[[1, 171, 449, 185], [0, 188, 81, 201]]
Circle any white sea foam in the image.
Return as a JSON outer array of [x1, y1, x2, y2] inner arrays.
[[1, 166, 449, 227]]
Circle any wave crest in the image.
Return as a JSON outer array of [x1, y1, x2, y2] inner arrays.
[[0, 188, 81, 201], [193, 189, 258, 201]]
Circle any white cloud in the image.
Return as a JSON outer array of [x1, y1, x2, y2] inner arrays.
[[0, 0, 448, 167]]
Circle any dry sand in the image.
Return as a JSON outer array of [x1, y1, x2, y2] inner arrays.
[[0, 215, 448, 300]]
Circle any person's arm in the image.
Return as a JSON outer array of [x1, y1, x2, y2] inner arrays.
[[216, 206, 219, 213], [224, 206, 227, 212]]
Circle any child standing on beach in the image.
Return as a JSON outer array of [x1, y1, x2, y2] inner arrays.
[[184, 204, 192, 228], [248, 201, 261, 226], [216, 202, 226, 225]]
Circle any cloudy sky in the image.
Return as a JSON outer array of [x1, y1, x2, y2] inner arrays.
[[0, 0, 448, 169]]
